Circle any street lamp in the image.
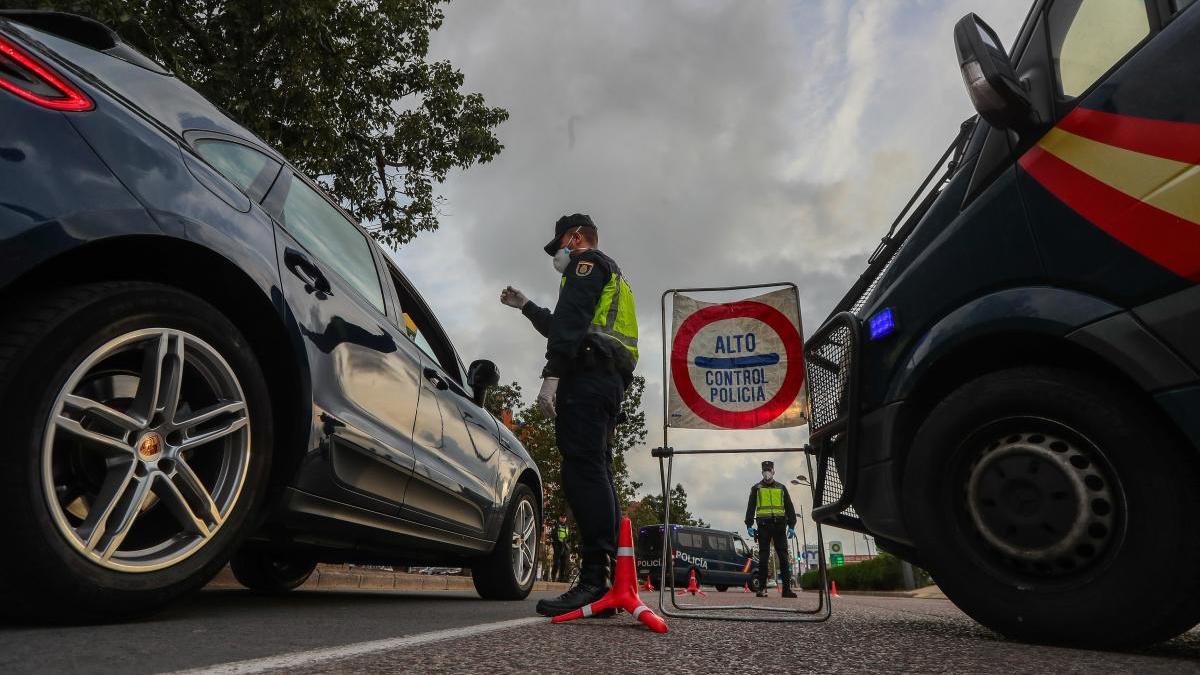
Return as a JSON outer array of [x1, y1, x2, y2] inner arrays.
[[788, 476, 812, 573]]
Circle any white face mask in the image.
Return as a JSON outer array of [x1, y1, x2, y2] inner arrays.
[[762, 470, 774, 482], [552, 227, 582, 274], [552, 246, 572, 273]]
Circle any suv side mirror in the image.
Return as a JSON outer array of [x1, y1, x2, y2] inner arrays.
[[467, 359, 500, 407], [953, 13, 1035, 130]]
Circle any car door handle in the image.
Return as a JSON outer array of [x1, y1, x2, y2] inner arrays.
[[284, 247, 332, 296], [423, 368, 448, 391]]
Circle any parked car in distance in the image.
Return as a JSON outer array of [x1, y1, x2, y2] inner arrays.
[[0, 10, 541, 620]]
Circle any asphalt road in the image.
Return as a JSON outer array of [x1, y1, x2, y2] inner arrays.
[[2, 587, 1198, 674]]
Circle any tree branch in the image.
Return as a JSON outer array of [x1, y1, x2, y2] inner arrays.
[[374, 146, 393, 202], [168, 0, 220, 64]]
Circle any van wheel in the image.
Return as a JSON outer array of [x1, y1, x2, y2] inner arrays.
[[0, 283, 272, 621], [715, 585, 729, 592], [903, 367, 1200, 647], [230, 548, 316, 594], [748, 576, 764, 592], [472, 484, 539, 600]]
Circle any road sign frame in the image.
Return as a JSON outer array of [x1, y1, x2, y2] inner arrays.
[[652, 282, 832, 623]]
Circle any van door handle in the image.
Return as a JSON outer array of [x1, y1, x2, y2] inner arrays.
[[423, 368, 448, 391], [284, 247, 332, 296]]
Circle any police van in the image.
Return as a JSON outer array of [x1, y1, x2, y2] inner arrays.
[[636, 524, 760, 591], [803, 0, 1200, 648]]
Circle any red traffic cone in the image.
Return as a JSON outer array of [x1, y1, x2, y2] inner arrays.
[[641, 575, 655, 592], [551, 517, 668, 633], [675, 568, 707, 597], [830, 580, 840, 598], [742, 582, 751, 593]]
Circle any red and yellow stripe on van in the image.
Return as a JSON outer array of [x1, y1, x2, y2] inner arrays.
[[1018, 107, 1200, 282]]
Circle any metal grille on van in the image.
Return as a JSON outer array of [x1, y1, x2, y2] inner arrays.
[[804, 313, 865, 531]]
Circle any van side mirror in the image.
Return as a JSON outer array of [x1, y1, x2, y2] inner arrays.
[[467, 359, 500, 407], [953, 13, 1035, 130]]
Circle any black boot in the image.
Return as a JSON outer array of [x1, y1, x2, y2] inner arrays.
[[782, 584, 797, 599], [535, 564, 609, 617]]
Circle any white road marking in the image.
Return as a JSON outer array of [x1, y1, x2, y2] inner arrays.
[[169, 616, 543, 675]]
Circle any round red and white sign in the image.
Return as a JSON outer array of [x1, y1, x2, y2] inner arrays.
[[669, 297, 805, 430]]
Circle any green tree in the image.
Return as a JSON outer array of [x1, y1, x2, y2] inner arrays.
[[631, 483, 709, 530], [28, 0, 508, 245]]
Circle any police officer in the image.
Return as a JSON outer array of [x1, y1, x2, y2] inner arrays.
[[550, 515, 571, 583], [745, 460, 798, 598], [500, 213, 638, 616]]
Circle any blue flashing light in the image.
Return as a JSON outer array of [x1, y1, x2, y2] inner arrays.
[[868, 308, 897, 341]]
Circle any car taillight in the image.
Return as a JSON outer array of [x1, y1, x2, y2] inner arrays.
[[0, 34, 92, 111]]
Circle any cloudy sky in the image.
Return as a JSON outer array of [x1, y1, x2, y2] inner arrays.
[[385, 0, 1030, 552]]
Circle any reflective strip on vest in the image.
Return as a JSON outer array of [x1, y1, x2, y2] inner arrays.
[[756, 486, 785, 517]]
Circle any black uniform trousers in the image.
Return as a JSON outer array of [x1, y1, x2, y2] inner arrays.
[[550, 540, 568, 582], [555, 368, 624, 576], [756, 517, 792, 588]]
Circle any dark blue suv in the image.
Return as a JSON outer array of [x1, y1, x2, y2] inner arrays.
[[0, 11, 541, 620]]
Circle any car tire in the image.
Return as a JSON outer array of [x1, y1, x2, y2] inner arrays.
[[472, 484, 539, 600], [0, 282, 273, 622], [748, 576, 764, 592], [230, 548, 316, 594], [715, 585, 729, 592], [903, 366, 1200, 648]]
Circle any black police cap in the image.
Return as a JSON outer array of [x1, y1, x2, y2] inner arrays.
[[544, 213, 595, 255], [761, 460, 774, 471]]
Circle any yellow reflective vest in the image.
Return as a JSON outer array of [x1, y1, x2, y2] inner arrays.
[[755, 486, 786, 517], [556, 256, 638, 364]]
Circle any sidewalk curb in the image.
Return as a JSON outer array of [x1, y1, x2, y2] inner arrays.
[[206, 565, 572, 594]]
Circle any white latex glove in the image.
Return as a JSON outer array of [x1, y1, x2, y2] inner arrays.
[[537, 377, 559, 418], [500, 286, 528, 309]]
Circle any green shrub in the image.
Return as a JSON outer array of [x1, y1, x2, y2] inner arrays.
[[798, 553, 932, 591]]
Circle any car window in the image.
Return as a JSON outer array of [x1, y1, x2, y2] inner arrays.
[[1173, 0, 1196, 13], [401, 311, 440, 363], [1047, 0, 1151, 98], [193, 139, 279, 199], [280, 176, 386, 313], [388, 267, 464, 385], [734, 538, 750, 557]]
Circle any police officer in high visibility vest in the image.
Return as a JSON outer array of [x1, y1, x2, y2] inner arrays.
[[500, 213, 638, 616], [745, 460, 798, 598], [550, 515, 571, 582]]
